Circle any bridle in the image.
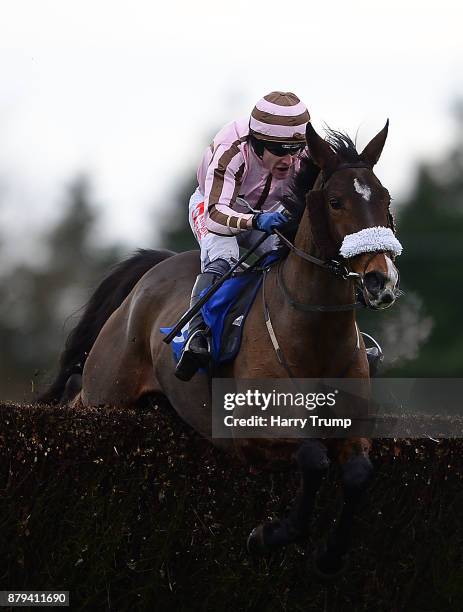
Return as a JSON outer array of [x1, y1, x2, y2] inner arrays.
[[272, 161, 393, 313], [260, 162, 398, 377], [274, 229, 366, 312]]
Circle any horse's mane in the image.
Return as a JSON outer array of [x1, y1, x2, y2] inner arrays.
[[282, 127, 359, 224], [282, 156, 320, 220], [325, 127, 360, 164]]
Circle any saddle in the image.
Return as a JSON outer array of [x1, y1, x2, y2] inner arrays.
[[161, 251, 384, 375], [160, 252, 281, 365]]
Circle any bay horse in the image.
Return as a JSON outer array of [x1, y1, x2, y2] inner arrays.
[[41, 121, 401, 574]]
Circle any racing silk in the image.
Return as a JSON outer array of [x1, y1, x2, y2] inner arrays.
[[197, 118, 302, 237]]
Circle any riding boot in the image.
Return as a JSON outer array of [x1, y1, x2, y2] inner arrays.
[[174, 272, 217, 381]]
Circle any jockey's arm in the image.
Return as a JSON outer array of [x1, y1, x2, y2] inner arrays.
[[203, 143, 253, 237]]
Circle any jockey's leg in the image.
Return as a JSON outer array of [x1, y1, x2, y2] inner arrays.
[[175, 258, 231, 381], [176, 191, 239, 381]]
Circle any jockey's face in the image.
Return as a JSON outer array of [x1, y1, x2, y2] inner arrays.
[[261, 149, 298, 180]]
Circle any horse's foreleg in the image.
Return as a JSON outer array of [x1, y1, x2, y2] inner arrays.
[[247, 440, 330, 554], [62, 373, 82, 404], [315, 440, 373, 575]]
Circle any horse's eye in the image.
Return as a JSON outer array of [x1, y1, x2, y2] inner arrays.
[[329, 197, 343, 210]]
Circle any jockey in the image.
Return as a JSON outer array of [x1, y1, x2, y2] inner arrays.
[[175, 91, 311, 381]]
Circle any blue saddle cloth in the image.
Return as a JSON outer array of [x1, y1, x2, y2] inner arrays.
[[160, 252, 280, 365]]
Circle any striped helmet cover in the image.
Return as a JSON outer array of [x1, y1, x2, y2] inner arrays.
[[249, 91, 310, 143]]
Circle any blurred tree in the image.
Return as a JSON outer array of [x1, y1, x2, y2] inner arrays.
[[0, 176, 124, 401], [158, 171, 198, 252], [360, 102, 463, 376], [156, 127, 219, 253], [389, 136, 463, 375]]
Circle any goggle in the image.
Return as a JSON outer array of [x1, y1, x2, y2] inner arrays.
[[263, 141, 306, 157]]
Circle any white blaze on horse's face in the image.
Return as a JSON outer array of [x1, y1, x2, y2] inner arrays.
[[366, 254, 399, 310], [353, 178, 371, 202], [340, 227, 402, 310]]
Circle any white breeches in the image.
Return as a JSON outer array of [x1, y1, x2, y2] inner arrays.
[[188, 187, 279, 271]]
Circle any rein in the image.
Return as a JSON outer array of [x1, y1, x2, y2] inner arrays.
[[259, 161, 386, 375], [276, 261, 364, 312], [274, 228, 362, 281], [273, 229, 370, 313], [271, 159, 390, 312], [261, 267, 361, 379]]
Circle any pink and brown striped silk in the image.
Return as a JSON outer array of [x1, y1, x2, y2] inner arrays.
[[197, 117, 304, 237]]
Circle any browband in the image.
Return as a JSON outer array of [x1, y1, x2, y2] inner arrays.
[[323, 162, 372, 182]]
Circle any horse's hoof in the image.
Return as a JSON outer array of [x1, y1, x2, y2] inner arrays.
[[246, 525, 267, 556], [62, 373, 82, 403], [312, 542, 349, 579], [247, 520, 306, 556]]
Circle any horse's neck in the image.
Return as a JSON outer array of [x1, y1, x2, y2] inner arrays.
[[283, 207, 355, 308], [269, 206, 358, 370]]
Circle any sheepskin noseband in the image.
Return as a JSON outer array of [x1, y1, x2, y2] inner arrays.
[[340, 226, 403, 258]]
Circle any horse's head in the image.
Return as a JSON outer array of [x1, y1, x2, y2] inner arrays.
[[305, 121, 402, 310]]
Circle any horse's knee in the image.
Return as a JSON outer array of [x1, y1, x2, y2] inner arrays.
[[296, 440, 330, 474], [341, 454, 373, 491]]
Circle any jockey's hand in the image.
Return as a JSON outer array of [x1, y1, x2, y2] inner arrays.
[[252, 211, 288, 234]]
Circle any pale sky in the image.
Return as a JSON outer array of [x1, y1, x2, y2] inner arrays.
[[0, 0, 462, 263]]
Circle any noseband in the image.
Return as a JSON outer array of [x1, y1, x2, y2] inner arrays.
[[273, 229, 365, 312]]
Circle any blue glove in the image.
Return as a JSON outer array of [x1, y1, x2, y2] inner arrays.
[[253, 211, 288, 234]]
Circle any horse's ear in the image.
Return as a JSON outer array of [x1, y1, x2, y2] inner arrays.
[[388, 208, 397, 233], [305, 122, 337, 174], [359, 119, 389, 167], [306, 190, 338, 259]]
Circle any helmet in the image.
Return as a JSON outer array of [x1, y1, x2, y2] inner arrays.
[[249, 91, 310, 143]]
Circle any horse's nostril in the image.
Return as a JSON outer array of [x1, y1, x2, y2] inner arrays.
[[364, 271, 386, 296], [382, 292, 394, 304]]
